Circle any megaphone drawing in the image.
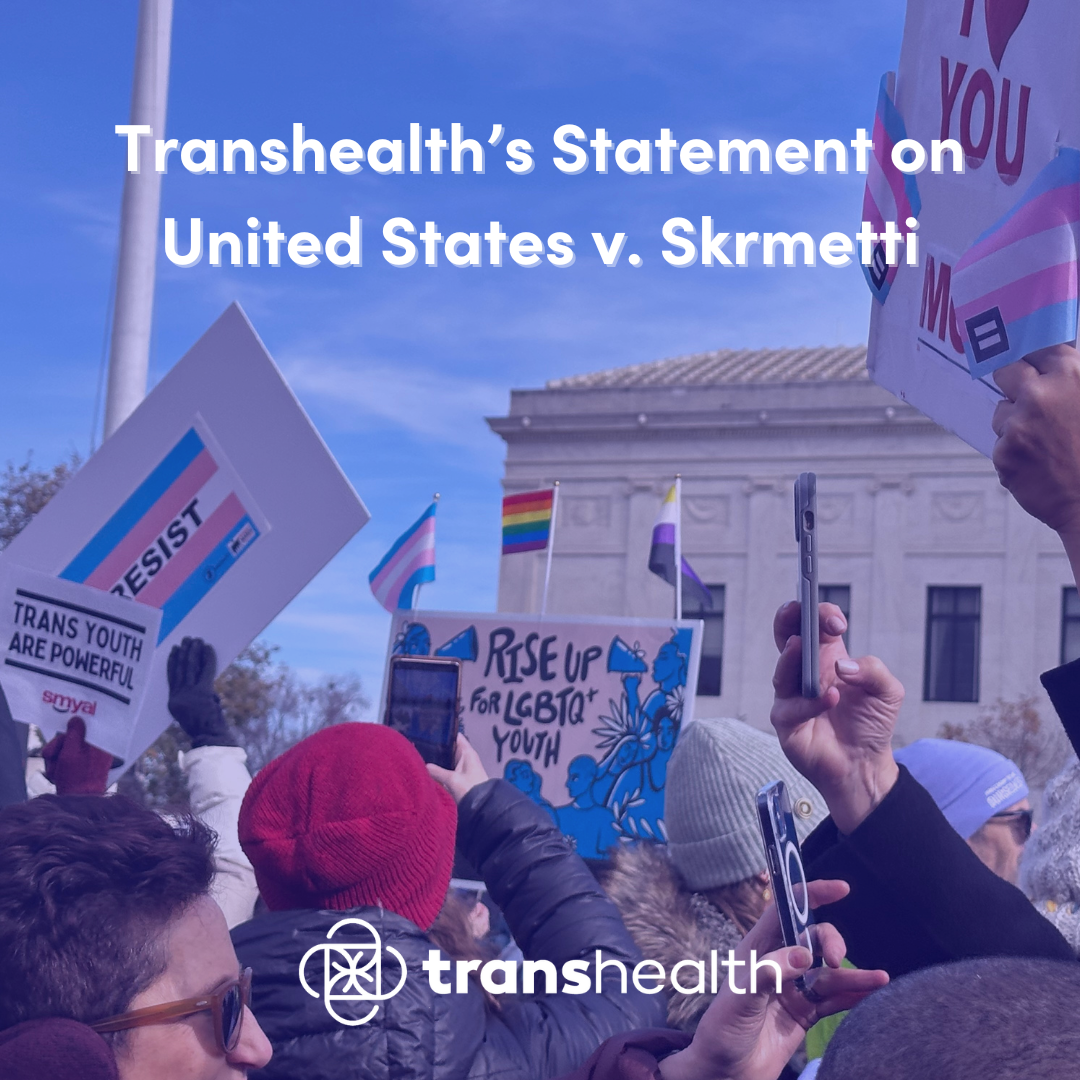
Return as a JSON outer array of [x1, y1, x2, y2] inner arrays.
[[435, 625, 479, 662], [608, 636, 647, 674]]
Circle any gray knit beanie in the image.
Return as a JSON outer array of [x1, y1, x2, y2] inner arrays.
[[666, 717, 828, 891]]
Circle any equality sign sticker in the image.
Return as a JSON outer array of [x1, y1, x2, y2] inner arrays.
[[381, 611, 702, 859], [0, 564, 162, 758], [59, 416, 268, 643]]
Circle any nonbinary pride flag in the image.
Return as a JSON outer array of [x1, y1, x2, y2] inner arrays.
[[501, 489, 554, 554], [862, 74, 922, 305], [648, 485, 712, 609], [953, 148, 1080, 378], [369, 502, 437, 612]]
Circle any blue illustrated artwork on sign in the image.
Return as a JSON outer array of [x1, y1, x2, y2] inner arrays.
[[390, 617, 692, 859]]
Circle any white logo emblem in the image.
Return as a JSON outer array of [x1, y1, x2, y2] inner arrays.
[[299, 917, 408, 1026]]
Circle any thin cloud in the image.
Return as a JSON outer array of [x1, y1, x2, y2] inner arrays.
[[283, 355, 509, 451]]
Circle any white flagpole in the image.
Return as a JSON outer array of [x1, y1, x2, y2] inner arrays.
[[540, 482, 560, 617], [674, 474, 683, 621], [411, 493, 439, 613], [104, 0, 174, 439]]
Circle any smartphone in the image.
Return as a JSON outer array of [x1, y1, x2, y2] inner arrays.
[[757, 779, 822, 992], [383, 655, 462, 770], [794, 472, 819, 698]]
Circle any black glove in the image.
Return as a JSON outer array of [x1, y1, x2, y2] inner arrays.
[[166, 637, 237, 748]]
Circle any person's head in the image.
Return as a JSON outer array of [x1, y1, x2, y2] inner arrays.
[[566, 755, 598, 801], [652, 638, 687, 691], [895, 738, 1031, 883], [0, 794, 270, 1079], [504, 759, 542, 798], [665, 718, 827, 929], [819, 956, 1080, 1079], [238, 723, 457, 929], [393, 622, 431, 656], [657, 713, 677, 751]]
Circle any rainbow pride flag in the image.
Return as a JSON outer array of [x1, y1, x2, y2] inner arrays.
[[501, 489, 554, 554], [369, 502, 437, 612], [862, 74, 921, 304], [61, 426, 262, 643], [953, 148, 1080, 378]]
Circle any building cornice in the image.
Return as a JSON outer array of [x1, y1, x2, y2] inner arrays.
[[487, 404, 942, 444]]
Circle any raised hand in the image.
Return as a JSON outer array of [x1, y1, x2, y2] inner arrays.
[[992, 345, 1080, 586], [167, 637, 236, 748], [660, 879, 889, 1080], [770, 601, 903, 834], [42, 716, 114, 795], [426, 733, 489, 803]]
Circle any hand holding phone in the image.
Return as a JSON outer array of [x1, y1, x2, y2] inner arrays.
[[756, 779, 822, 993], [794, 472, 819, 698], [383, 655, 462, 770]]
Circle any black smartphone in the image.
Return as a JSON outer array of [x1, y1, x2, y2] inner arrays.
[[383, 655, 462, 770], [794, 472, 819, 698], [757, 779, 822, 992]]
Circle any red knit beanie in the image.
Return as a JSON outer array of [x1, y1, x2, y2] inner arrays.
[[238, 723, 457, 929]]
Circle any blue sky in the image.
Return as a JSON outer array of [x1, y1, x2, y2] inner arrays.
[[0, 0, 907, 707]]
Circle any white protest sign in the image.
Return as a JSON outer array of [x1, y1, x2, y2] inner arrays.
[[3, 302, 370, 767], [0, 564, 162, 758], [381, 610, 703, 858], [866, 0, 1080, 455]]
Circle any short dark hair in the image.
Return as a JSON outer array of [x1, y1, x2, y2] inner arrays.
[[0, 795, 215, 1040], [819, 956, 1080, 1080]]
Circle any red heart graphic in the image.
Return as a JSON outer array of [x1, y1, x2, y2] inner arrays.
[[984, 0, 1030, 69]]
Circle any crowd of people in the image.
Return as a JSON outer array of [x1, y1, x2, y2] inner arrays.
[[2, 344, 1080, 1079]]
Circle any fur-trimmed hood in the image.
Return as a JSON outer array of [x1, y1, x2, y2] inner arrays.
[[603, 843, 744, 1030]]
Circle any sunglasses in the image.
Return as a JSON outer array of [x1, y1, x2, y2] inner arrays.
[[91, 968, 251, 1054], [990, 808, 1034, 842]]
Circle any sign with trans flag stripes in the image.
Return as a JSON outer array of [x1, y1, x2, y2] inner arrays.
[[862, 73, 922, 305], [864, 0, 1080, 457], [61, 420, 268, 643], [953, 148, 1080, 378], [4, 303, 369, 770]]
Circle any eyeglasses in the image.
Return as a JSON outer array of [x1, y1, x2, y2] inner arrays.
[[990, 808, 1034, 842], [91, 968, 251, 1054]]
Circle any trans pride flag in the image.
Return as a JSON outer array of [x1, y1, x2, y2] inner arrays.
[[648, 485, 712, 610], [862, 74, 921, 304], [61, 425, 262, 644], [501, 489, 554, 554], [369, 502, 437, 612], [952, 148, 1080, 378]]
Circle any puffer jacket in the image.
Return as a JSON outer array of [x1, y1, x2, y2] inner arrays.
[[232, 778, 665, 1080], [603, 844, 743, 1031]]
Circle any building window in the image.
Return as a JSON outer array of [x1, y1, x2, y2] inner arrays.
[[924, 586, 981, 702], [820, 585, 851, 649], [684, 585, 725, 696], [1063, 587, 1080, 666]]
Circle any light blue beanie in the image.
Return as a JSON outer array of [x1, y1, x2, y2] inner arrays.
[[894, 738, 1028, 839]]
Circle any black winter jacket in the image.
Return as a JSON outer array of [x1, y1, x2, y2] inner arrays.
[[803, 764, 1075, 978], [232, 779, 665, 1080], [1042, 656, 1080, 758]]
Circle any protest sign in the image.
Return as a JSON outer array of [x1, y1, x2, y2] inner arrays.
[[381, 610, 702, 857], [0, 564, 162, 758], [3, 303, 370, 767], [866, 0, 1080, 456]]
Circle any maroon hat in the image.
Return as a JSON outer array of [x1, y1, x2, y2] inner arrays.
[[238, 723, 457, 929], [0, 1019, 118, 1080]]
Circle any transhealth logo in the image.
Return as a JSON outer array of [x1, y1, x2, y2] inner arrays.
[[299, 918, 407, 1026], [298, 918, 782, 1027]]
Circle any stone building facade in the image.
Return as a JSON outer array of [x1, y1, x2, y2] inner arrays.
[[487, 346, 1079, 742]]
